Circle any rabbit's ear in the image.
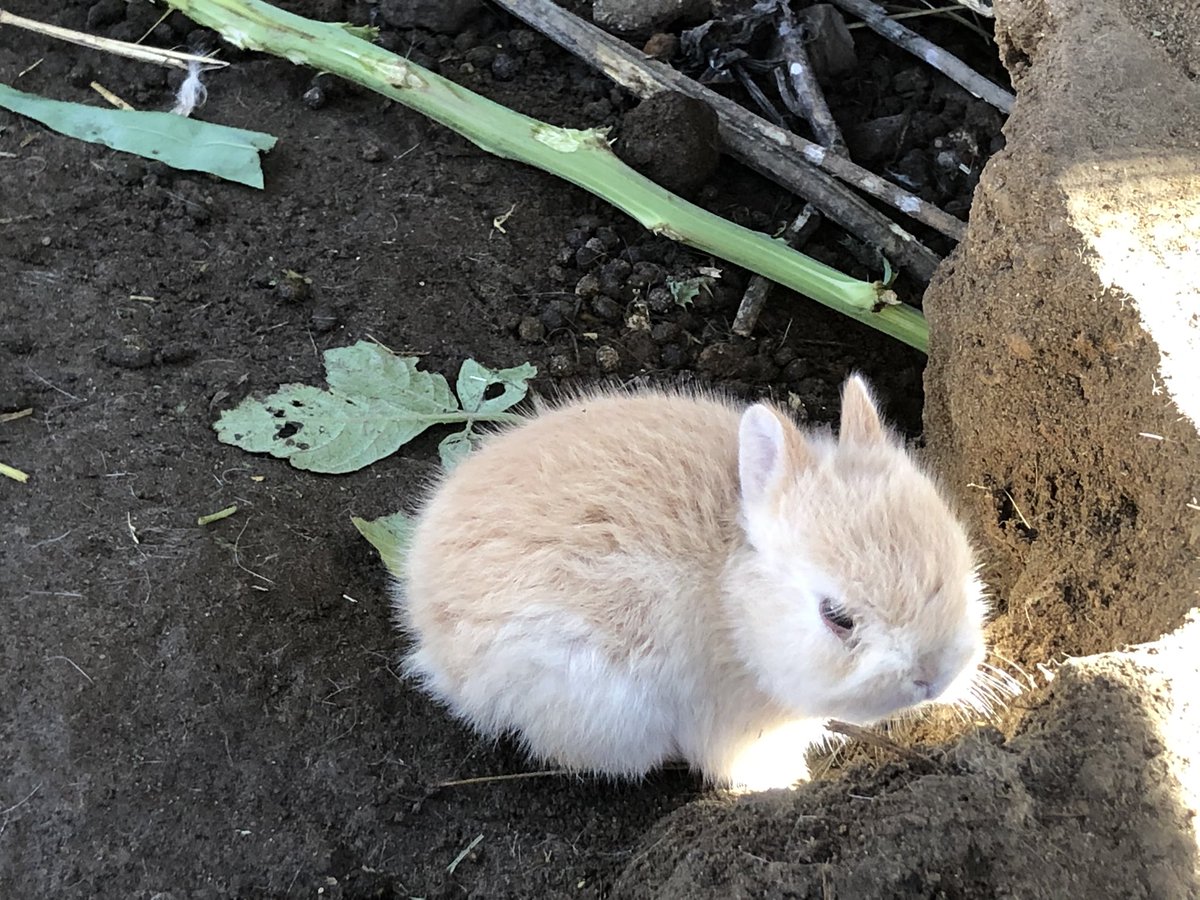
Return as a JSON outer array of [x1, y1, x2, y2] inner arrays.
[[739, 404, 807, 508], [839, 375, 886, 446]]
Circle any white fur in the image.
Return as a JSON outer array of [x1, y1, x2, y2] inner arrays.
[[394, 378, 989, 789]]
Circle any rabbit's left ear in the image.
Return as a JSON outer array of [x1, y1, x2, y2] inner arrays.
[[738, 404, 809, 510], [839, 375, 886, 446]]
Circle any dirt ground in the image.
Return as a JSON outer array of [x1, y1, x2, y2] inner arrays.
[[1, 0, 1196, 897]]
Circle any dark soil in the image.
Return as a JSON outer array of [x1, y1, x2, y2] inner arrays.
[[2, 0, 1148, 897]]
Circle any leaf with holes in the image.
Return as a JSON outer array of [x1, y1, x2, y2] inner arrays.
[[666, 274, 716, 308], [213, 341, 533, 474]]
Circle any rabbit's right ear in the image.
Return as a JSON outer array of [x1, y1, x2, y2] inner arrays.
[[739, 404, 807, 508]]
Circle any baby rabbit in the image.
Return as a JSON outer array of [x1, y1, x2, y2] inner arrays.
[[395, 375, 988, 791]]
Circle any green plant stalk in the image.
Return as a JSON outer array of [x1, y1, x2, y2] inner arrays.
[[168, 0, 929, 352]]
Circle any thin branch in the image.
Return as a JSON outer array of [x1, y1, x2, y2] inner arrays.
[[734, 204, 822, 335], [827, 0, 1013, 112], [491, 0, 959, 278], [733, 2, 848, 335], [0, 10, 228, 71], [776, 5, 845, 154], [435, 769, 569, 787], [826, 719, 934, 763]]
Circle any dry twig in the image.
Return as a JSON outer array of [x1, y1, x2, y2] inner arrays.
[[775, 4, 845, 154], [734, 204, 822, 335], [492, 0, 960, 279], [828, 0, 1013, 112], [0, 10, 227, 71], [826, 719, 934, 763]]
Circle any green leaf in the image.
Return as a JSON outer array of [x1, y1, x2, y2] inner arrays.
[[667, 275, 715, 308], [455, 359, 537, 415], [437, 430, 477, 470], [0, 82, 277, 189], [214, 341, 534, 474], [351, 511, 415, 579]]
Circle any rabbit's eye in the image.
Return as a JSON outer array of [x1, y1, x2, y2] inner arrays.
[[820, 597, 855, 637]]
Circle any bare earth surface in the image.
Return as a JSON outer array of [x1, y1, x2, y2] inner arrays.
[[2, 0, 1197, 897]]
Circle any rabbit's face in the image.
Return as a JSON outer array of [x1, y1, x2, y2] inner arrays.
[[731, 379, 989, 724]]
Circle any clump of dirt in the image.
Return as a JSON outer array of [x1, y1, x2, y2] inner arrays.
[[924, 0, 1200, 664], [616, 617, 1200, 899]]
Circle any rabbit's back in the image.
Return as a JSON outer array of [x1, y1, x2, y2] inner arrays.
[[403, 391, 745, 638], [395, 392, 748, 775]]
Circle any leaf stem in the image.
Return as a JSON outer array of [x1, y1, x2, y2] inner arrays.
[[167, 0, 928, 352]]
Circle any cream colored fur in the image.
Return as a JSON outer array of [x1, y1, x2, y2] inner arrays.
[[394, 376, 987, 790]]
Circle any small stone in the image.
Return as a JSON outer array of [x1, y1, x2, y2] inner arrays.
[[87, 0, 127, 31], [464, 46, 497, 68], [575, 237, 608, 269], [310, 306, 340, 333], [594, 226, 621, 251], [598, 258, 632, 293], [647, 285, 674, 314], [361, 142, 385, 163], [547, 354, 575, 377], [659, 344, 685, 368], [574, 273, 603, 300], [595, 345, 620, 373], [302, 84, 328, 109], [453, 29, 479, 50], [934, 149, 961, 173], [155, 342, 195, 365], [623, 331, 658, 367], [782, 359, 809, 382], [773, 347, 797, 367], [651, 322, 680, 343], [565, 228, 590, 249], [642, 33, 678, 60], [591, 295, 624, 322], [697, 342, 751, 378], [539, 305, 566, 332], [582, 98, 614, 122], [517, 316, 545, 343], [491, 53, 520, 80], [893, 66, 930, 97], [103, 343, 154, 369], [276, 273, 311, 304], [625, 304, 652, 333], [844, 115, 908, 165], [628, 261, 665, 288]]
